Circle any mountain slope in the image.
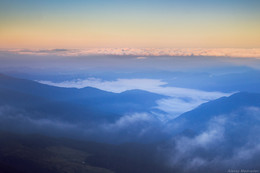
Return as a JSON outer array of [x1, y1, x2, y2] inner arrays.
[[0, 74, 165, 122], [0, 74, 167, 143], [0, 74, 164, 103], [0, 73, 115, 101], [0, 131, 170, 173], [168, 92, 260, 134], [159, 92, 260, 173]]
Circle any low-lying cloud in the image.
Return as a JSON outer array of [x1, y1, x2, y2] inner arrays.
[[39, 78, 231, 118], [0, 105, 78, 137], [160, 107, 260, 172], [39, 78, 166, 93], [0, 105, 165, 143], [103, 113, 154, 130]]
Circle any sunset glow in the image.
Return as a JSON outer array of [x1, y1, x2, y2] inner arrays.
[[1, 0, 260, 49]]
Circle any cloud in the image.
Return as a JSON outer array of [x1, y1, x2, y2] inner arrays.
[[172, 116, 226, 157], [5, 48, 260, 58], [101, 113, 155, 131], [38, 78, 167, 93], [161, 107, 260, 172], [95, 112, 167, 143], [0, 105, 78, 136], [164, 118, 226, 172], [136, 56, 147, 60], [7, 48, 70, 56], [38, 78, 230, 119], [0, 105, 163, 143], [244, 106, 260, 121], [0, 104, 167, 143], [155, 98, 205, 119], [38, 78, 229, 100]]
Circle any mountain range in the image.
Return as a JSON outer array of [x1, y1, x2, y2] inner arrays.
[[0, 73, 260, 172]]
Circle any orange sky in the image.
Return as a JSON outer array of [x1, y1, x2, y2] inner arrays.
[[1, 0, 260, 48]]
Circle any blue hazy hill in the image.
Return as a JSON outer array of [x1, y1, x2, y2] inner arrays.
[[0, 74, 165, 123], [168, 92, 260, 134]]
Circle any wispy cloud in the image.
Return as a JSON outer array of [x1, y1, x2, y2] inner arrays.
[[156, 98, 206, 119], [0, 105, 77, 136], [101, 113, 155, 130], [161, 107, 260, 172], [136, 56, 147, 60], [38, 78, 231, 118], [6, 48, 260, 58], [39, 78, 167, 93]]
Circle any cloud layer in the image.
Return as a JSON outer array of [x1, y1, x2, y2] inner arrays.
[[38, 78, 230, 118], [160, 107, 260, 172], [6, 48, 260, 58]]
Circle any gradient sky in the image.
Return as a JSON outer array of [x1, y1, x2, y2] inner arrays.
[[0, 0, 260, 48]]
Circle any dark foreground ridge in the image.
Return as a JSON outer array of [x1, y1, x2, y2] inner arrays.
[[0, 131, 170, 173]]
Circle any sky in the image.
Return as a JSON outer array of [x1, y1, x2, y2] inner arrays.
[[1, 0, 260, 49]]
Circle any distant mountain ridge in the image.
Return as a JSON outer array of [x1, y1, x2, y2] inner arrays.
[[0, 73, 165, 123], [168, 91, 260, 134]]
